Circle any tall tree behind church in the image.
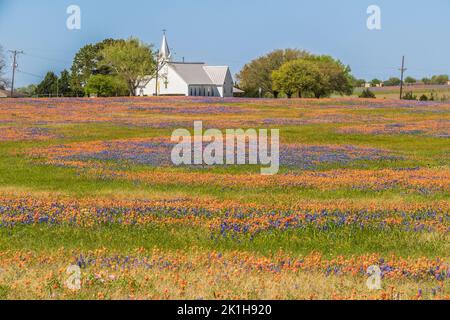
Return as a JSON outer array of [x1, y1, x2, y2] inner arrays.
[[236, 49, 310, 98], [70, 39, 125, 96], [99, 38, 156, 96]]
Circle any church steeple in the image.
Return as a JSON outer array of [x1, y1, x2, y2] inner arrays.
[[159, 30, 171, 62]]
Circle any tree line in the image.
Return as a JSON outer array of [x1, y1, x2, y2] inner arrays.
[[236, 49, 353, 98], [356, 75, 449, 88], [16, 43, 355, 99], [17, 38, 156, 97]]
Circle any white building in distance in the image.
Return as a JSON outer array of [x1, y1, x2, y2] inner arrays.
[[137, 33, 236, 97]]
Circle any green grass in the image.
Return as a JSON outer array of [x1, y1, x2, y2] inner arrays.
[[281, 124, 449, 166], [0, 151, 446, 201], [1, 224, 448, 259], [0, 120, 447, 199], [46, 123, 171, 143]]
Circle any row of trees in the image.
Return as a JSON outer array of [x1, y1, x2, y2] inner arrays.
[[422, 75, 449, 85], [236, 49, 353, 98], [31, 44, 353, 99], [359, 75, 449, 88], [26, 38, 155, 97], [35, 70, 71, 96]]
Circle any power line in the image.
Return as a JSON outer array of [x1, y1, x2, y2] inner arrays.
[[22, 52, 72, 65], [16, 69, 44, 79]]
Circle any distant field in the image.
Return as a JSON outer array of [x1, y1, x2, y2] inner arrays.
[[0, 97, 448, 300], [352, 84, 450, 100]]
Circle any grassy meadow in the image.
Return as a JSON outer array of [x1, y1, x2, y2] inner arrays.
[[352, 84, 450, 101], [0, 96, 448, 300]]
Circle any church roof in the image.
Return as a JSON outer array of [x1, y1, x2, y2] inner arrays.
[[170, 62, 213, 85], [170, 62, 228, 86], [203, 66, 230, 85], [170, 62, 230, 86]]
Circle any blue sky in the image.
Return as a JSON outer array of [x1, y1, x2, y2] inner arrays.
[[1, 0, 449, 87]]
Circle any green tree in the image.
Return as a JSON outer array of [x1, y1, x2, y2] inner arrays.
[[59, 70, 72, 96], [272, 59, 322, 98], [85, 74, 129, 97], [422, 77, 431, 85], [99, 38, 155, 96], [370, 79, 382, 87], [353, 78, 367, 87], [36, 72, 58, 96], [303, 55, 354, 98], [70, 43, 99, 96], [70, 39, 125, 96], [236, 49, 310, 98], [383, 77, 401, 86], [430, 74, 449, 85], [404, 76, 416, 85]]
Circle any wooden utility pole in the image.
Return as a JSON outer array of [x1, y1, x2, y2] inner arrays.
[[8, 50, 23, 98], [399, 56, 407, 100]]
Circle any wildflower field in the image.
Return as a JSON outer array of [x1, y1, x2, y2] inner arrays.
[[0, 97, 448, 300]]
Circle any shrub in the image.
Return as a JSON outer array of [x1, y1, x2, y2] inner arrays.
[[429, 91, 436, 101], [440, 94, 449, 102], [402, 91, 417, 100], [359, 89, 376, 99], [419, 94, 428, 101], [85, 74, 129, 97]]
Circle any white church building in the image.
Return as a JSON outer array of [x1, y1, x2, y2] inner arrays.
[[137, 33, 237, 97]]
